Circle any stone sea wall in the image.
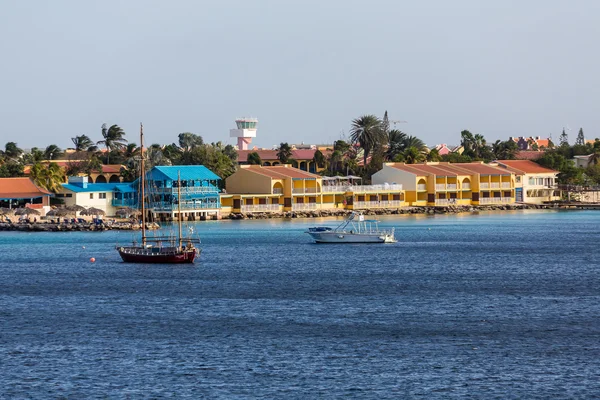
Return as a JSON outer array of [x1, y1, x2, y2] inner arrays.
[[0, 221, 160, 232], [227, 204, 555, 220]]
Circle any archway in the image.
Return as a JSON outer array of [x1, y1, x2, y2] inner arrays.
[[95, 175, 107, 184], [109, 174, 120, 183]]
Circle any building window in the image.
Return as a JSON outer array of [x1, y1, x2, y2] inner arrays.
[[99, 193, 107, 199], [90, 193, 94, 199], [66, 193, 72, 198]]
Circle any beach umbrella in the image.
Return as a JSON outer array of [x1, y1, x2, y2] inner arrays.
[[81, 207, 106, 216], [66, 204, 86, 213], [46, 208, 73, 217], [0, 207, 14, 216], [14, 208, 40, 216]]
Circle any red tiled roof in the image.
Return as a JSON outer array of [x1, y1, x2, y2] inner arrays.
[[242, 165, 320, 179], [0, 178, 52, 199], [237, 149, 330, 162], [24, 161, 122, 175], [495, 160, 558, 174], [515, 151, 545, 160], [452, 162, 512, 175]]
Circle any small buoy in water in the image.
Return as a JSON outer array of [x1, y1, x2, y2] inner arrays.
[[82, 246, 86, 249], [428, 228, 431, 230], [90, 257, 96, 263]]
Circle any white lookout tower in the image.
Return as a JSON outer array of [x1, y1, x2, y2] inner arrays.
[[230, 117, 258, 150]]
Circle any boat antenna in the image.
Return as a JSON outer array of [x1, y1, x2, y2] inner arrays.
[[140, 123, 146, 246], [178, 170, 183, 251]]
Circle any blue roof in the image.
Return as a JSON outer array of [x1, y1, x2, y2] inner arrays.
[[62, 183, 135, 193], [146, 166, 221, 182]]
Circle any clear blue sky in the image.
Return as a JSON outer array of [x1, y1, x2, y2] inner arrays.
[[1, 0, 599, 150]]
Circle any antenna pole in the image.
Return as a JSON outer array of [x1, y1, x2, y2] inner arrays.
[[140, 123, 146, 246]]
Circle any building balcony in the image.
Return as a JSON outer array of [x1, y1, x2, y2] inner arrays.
[[152, 186, 219, 195], [501, 182, 511, 188], [491, 182, 500, 188], [322, 185, 347, 193], [112, 199, 137, 207], [292, 187, 319, 194], [241, 204, 281, 212], [462, 183, 471, 190], [353, 200, 403, 209], [417, 184, 427, 191], [478, 197, 512, 205], [480, 183, 490, 189], [435, 184, 457, 191], [292, 203, 318, 211], [149, 202, 220, 211], [348, 184, 403, 192], [272, 188, 283, 194], [435, 199, 459, 206]]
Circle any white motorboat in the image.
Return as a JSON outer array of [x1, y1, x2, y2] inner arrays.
[[306, 212, 397, 243]]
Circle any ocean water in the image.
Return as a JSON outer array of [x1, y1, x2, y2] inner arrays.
[[1, 210, 600, 398]]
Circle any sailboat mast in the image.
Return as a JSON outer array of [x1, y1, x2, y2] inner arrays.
[[140, 123, 147, 246], [177, 171, 183, 250]]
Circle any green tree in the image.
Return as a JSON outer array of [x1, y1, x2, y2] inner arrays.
[[0, 162, 24, 177], [97, 124, 127, 164], [247, 152, 262, 165], [71, 135, 94, 152], [178, 132, 204, 151], [559, 128, 569, 147], [44, 144, 63, 160], [386, 129, 407, 160], [313, 150, 325, 168], [22, 147, 45, 164], [4, 142, 23, 160], [350, 115, 384, 166], [30, 162, 65, 193], [492, 140, 518, 160], [276, 142, 293, 163], [403, 146, 425, 164], [427, 148, 441, 162], [575, 128, 585, 146]]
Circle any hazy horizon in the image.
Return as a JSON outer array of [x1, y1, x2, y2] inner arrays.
[[1, 0, 599, 150]]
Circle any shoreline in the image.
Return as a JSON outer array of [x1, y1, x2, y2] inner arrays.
[[0, 204, 574, 232], [0, 221, 160, 232], [225, 203, 558, 220]]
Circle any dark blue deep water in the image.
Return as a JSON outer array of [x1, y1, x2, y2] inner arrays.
[[1, 210, 600, 398]]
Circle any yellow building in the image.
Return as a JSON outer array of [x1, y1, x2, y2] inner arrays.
[[224, 165, 407, 214], [372, 162, 515, 206]]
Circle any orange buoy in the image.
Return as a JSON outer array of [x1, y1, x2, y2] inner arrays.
[[90, 257, 96, 263]]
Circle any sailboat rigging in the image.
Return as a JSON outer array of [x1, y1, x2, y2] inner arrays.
[[116, 123, 201, 263]]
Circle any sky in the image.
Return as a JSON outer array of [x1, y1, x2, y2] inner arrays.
[[1, 0, 600, 150]]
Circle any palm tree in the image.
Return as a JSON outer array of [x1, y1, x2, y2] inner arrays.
[[97, 124, 127, 164], [350, 115, 383, 166], [30, 162, 65, 193], [427, 148, 441, 162], [44, 144, 63, 160], [276, 142, 293, 163], [247, 152, 262, 165], [403, 146, 425, 164], [386, 129, 408, 160], [71, 135, 94, 152]]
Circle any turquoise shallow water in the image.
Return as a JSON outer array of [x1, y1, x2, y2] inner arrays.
[[1, 210, 600, 398]]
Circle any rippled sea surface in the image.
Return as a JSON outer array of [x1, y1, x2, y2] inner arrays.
[[1, 210, 600, 398]]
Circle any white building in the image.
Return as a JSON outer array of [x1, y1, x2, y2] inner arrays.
[[57, 176, 135, 216], [493, 160, 559, 204]]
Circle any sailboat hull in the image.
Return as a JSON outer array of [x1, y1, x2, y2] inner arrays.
[[117, 246, 199, 264]]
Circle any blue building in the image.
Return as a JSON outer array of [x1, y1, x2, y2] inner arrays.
[[144, 165, 222, 221]]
